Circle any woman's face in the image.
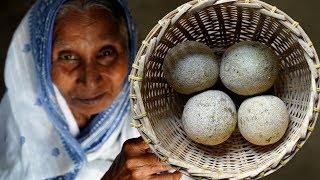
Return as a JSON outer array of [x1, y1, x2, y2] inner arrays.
[[51, 8, 128, 120]]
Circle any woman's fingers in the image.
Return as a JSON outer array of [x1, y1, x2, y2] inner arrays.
[[122, 137, 150, 156], [124, 153, 175, 177], [125, 153, 169, 169], [128, 165, 174, 179], [104, 137, 180, 179], [149, 171, 182, 180]]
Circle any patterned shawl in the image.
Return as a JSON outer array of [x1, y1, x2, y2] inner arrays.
[[0, 0, 138, 179]]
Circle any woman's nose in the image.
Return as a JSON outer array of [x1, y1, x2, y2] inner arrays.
[[76, 64, 102, 88]]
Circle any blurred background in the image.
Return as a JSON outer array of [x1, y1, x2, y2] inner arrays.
[[1, 0, 319, 179]]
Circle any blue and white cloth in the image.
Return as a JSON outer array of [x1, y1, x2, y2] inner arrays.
[[0, 0, 139, 179]]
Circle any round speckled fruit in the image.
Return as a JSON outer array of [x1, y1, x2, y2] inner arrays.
[[182, 90, 237, 145], [163, 41, 219, 95], [220, 41, 279, 96], [238, 95, 289, 146]]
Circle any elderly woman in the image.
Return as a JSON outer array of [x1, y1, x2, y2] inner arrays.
[[0, 0, 181, 179]]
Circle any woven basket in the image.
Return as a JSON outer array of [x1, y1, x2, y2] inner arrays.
[[129, 0, 320, 179]]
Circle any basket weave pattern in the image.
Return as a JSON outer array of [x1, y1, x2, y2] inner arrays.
[[129, 0, 319, 179]]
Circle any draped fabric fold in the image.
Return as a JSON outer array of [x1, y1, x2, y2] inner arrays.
[[0, 0, 138, 179]]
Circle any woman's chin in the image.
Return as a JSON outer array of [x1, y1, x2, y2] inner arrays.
[[71, 97, 114, 118]]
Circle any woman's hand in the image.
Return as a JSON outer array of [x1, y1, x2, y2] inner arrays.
[[103, 137, 181, 180]]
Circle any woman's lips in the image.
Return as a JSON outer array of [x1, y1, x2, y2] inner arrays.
[[74, 92, 108, 106]]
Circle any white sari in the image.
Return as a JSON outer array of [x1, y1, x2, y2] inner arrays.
[[0, 0, 139, 179]]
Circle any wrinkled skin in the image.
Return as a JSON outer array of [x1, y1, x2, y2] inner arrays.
[[51, 7, 128, 128], [52, 7, 181, 179], [103, 137, 181, 180]]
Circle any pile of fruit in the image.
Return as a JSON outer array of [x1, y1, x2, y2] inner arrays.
[[163, 41, 289, 146]]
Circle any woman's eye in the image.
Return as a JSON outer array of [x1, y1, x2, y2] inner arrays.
[[58, 53, 79, 61], [98, 47, 115, 58]]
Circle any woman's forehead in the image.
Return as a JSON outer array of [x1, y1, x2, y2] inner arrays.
[[54, 8, 121, 38], [55, 6, 114, 25], [53, 4, 128, 48]]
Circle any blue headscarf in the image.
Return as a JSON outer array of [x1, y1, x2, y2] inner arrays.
[[0, 0, 137, 179]]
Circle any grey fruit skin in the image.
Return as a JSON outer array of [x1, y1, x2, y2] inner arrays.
[[238, 95, 289, 146], [220, 41, 279, 96], [163, 41, 219, 95], [182, 90, 237, 146]]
